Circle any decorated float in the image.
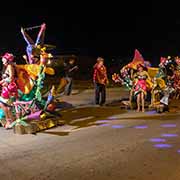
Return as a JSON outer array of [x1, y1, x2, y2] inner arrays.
[[112, 49, 180, 113], [0, 23, 66, 134]]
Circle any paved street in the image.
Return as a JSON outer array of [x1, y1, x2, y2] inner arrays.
[[1, 88, 180, 180]]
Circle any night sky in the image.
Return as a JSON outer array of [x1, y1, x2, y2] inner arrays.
[[0, 2, 179, 65]]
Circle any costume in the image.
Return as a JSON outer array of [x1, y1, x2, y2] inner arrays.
[[134, 72, 149, 96], [0, 53, 18, 105], [0, 53, 18, 128], [21, 23, 46, 64]]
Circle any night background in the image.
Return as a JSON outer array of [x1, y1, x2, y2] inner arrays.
[[0, 2, 179, 67]]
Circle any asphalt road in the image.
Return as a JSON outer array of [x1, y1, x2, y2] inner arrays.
[[1, 88, 180, 180]]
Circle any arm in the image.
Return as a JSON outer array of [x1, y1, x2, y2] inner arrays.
[[68, 65, 79, 73], [132, 72, 138, 79], [93, 68, 97, 83], [145, 71, 151, 81], [104, 67, 109, 84], [35, 23, 46, 46], [21, 27, 34, 45], [7, 65, 15, 82], [0, 65, 14, 86]]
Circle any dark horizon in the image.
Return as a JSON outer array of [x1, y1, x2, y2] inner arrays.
[[0, 3, 179, 65]]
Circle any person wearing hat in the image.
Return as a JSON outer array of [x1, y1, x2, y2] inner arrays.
[[93, 57, 109, 106], [133, 63, 151, 112], [0, 53, 18, 129]]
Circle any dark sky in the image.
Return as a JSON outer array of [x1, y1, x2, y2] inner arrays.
[[0, 2, 179, 64]]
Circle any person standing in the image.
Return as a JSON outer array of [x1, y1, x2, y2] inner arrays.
[[133, 64, 151, 112], [64, 58, 78, 96], [93, 57, 109, 105], [0, 53, 18, 129]]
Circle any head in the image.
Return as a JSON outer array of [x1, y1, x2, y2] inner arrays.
[[137, 64, 145, 72], [97, 57, 104, 66], [69, 58, 75, 65], [2, 53, 14, 66], [175, 56, 180, 65], [167, 56, 171, 60]]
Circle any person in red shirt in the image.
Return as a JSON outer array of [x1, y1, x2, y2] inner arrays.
[[93, 57, 108, 105]]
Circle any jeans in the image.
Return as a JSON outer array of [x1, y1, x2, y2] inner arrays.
[[64, 77, 73, 96], [94, 83, 106, 105]]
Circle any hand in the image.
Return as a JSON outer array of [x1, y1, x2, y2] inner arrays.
[[22, 55, 27, 60], [106, 79, 109, 85], [41, 23, 46, 29], [21, 27, 24, 33], [2, 81, 8, 87]]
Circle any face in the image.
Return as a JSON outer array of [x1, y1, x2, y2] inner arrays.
[[98, 61, 104, 66], [2, 58, 8, 65], [69, 59, 75, 65], [138, 66, 143, 72]]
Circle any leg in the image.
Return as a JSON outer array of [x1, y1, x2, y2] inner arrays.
[[150, 90, 155, 107], [26, 45, 35, 64], [21, 28, 34, 45], [0, 103, 9, 120], [67, 78, 73, 96], [100, 84, 106, 105], [141, 92, 145, 112], [64, 77, 72, 96], [129, 89, 133, 109], [136, 94, 140, 112], [95, 83, 100, 105], [21, 28, 35, 64], [0, 103, 13, 129], [7, 107, 14, 120], [35, 23, 46, 46], [56, 77, 68, 94]]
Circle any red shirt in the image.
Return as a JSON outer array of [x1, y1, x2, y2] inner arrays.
[[93, 63, 108, 85]]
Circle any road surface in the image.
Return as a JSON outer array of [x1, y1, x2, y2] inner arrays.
[[1, 87, 180, 180]]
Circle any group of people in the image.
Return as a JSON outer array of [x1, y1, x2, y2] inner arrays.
[[1, 23, 180, 130], [112, 49, 180, 112], [92, 52, 151, 111]]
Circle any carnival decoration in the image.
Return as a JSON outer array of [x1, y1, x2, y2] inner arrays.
[[112, 49, 180, 112], [0, 23, 62, 132]]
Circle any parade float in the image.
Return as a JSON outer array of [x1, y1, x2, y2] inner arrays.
[[112, 49, 179, 113], [0, 23, 66, 134]]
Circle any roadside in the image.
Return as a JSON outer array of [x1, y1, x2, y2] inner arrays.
[[58, 86, 128, 107], [57, 86, 180, 124]]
